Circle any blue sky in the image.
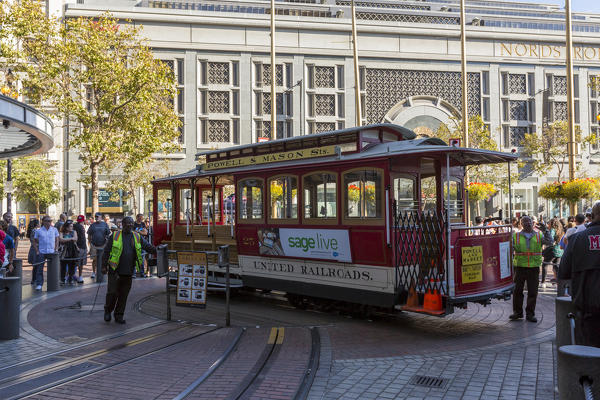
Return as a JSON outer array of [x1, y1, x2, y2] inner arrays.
[[523, 0, 600, 13]]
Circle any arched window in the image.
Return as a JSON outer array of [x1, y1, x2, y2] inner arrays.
[[303, 172, 337, 220], [238, 178, 263, 221]]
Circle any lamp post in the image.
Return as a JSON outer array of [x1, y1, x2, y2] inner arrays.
[[565, 0, 577, 215], [351, 0, 362, 127]]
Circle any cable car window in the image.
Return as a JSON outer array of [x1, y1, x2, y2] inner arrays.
[[344, 169, 382, 218], [444, 179, 463, 219], [179, 188, 192, 222], [201, 190, 222, 223], [156, 189, 171, 221], [393, 177, 417, 211], [269, 176, 298, 219], [239, 178, 263, 220], [420, 158, 438, 212], [303, 172, 337, 219]]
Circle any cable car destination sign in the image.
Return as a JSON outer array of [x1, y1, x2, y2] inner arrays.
[[202, 145, 338, 171]]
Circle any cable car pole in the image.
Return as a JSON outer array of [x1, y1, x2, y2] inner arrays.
[[351, 0, 362, 127], [565, 0, 577, 215], [460, 0, 470, 223], [270, 0, 277, 140]]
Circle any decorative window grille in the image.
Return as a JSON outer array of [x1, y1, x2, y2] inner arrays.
[[314, 95, 336, 116], [207, 120, 230, 143], [336, 0, 430, 10], [308, 122, 336, 134], [510, 100, 528, 121], [509, 126, 527, 147], [208, 62, 229, 85], [553, 76, 567, 96], [356, 12, 459, 24], [553, 101, 567, 121], [364, 69, 480, 124], [208, 91, 229, 114], [508, 74, 527, 94], [314, 66, 335, 88], [254, 62, 293, 140], [198, 59, 239, 144]]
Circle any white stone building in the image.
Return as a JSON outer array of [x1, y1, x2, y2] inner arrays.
[[6, 0, 600, 219]]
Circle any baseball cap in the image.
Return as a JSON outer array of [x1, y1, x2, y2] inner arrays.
[[77, 215, 85, 222], [94, 212, 102, 218]]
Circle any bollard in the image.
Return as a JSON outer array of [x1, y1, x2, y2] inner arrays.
[[558, 345, 600, 400], [95, 248, 104, 283], [0, 276, 22, 339], [556, 296, 578, 348], [46, 253, 60, 291], [10, 258, 22, 279]]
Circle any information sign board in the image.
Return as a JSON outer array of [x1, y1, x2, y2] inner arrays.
[[176, 251, 208, 308]]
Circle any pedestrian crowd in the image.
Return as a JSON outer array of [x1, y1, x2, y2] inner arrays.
[[13, 212, 151, 291], [483, 205, 600, 348]]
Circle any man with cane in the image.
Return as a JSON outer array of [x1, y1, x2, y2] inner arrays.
[[102, 216, 156, 324]]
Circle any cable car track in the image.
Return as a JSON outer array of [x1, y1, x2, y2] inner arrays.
[[171, 326, 321, 400], [2, 325, 221, 400]]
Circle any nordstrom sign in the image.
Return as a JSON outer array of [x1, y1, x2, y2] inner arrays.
[[498, 42, 600, 61]]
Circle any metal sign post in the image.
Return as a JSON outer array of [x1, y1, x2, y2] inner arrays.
[[219, 245, 231, 327]]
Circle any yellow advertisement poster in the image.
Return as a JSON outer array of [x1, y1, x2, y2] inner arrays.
[[203, 145, 337, 171], [461, 245, 483, 284], [176, 252, 208, 308]]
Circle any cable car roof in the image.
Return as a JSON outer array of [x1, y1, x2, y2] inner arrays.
[[154, 133, 517, 185]]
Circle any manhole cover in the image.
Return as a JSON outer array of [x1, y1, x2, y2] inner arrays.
[[409, 375, 449, 389]]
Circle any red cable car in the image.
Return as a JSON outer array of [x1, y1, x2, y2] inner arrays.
[[152, 124, 517, 316]]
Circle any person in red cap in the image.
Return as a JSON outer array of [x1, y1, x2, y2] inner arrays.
[[74, 215, 87, 283]]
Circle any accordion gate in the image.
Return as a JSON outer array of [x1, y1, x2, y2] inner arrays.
[[392, 203, 448, 309]]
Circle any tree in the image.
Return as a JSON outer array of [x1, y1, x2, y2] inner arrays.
[[9, 5, 180, 215], [105, 159, 173, 216], [0, 160, 6, 203], [435, 116, 507, 187], [12, 157, 60, 214], [520, 121, 584, 182]]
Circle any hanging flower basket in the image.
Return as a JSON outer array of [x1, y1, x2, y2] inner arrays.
[[561, 178, 598, 205], [466, 182, 497, 202], [538, 182, 562, 200]]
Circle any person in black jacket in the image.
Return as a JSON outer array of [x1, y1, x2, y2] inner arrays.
[[102, 216, 156, 324], [558, 201, 600, 347], [74, 215, 87, 283]]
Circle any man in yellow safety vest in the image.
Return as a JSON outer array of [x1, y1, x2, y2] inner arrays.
[[510, 215, 553, 322], [102, 216, 156, 324]]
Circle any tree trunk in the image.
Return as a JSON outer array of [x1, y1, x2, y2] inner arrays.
[[36, 202, 40, 215], [91, 162, 99, 216], [130, 182, 138, 216], [476, 200, 481, 219]]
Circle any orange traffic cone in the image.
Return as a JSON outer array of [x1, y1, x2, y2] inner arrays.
[[406, 285, 419, 307], [423, 280, 443, 312]]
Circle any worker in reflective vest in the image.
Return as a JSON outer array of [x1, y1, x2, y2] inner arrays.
[[510, 215, 552, 323], [102, 216, 156, 324]]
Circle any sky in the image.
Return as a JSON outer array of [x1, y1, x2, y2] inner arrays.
[[523, 0, 600, 13]]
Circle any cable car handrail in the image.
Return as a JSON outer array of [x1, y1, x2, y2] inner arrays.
[[451, 224, 512, 230]]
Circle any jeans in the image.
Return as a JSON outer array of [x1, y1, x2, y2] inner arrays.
[[61, 260, 76, 282], [34, 253, 50, 286]]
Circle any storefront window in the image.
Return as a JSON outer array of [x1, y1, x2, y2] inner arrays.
[[344, 169, 382, 218], [269, 176, 298, 219], [304, 172, 337, 219], [239, 178, 263, 220]]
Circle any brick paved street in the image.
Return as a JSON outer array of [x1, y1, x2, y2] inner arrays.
[[1, 246, 561, 400]]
